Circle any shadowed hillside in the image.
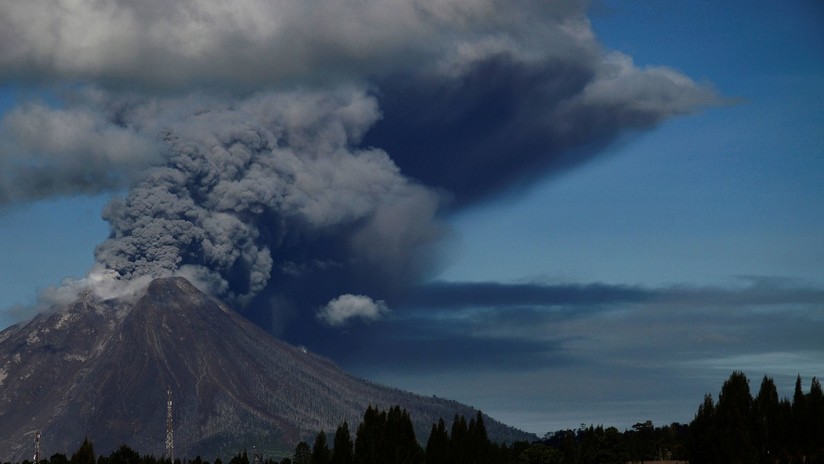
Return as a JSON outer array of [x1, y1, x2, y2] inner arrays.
[[0, 277, 534, 461]]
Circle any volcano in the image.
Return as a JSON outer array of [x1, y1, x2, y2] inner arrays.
[[0, 277, 532, 461]]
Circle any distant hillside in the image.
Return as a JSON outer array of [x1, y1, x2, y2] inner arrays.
[[0, 277, 535, 461]]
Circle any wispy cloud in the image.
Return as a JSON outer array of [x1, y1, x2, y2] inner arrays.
[[325, 277, 824, 379], [319, 277, 823, 431]]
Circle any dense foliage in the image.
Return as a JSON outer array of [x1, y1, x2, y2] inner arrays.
[[7, 372, 823, 464], [688, 372, 824, 464]]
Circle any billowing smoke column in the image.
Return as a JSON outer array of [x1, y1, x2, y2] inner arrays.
[[90, 90, 444, 320], [0, 0, 722, 330]]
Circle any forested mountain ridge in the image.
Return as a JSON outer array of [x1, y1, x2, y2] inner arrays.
[[0, 277, 534, 462]]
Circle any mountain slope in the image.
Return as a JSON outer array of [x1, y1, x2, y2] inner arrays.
[[0, 277, 533, 461]]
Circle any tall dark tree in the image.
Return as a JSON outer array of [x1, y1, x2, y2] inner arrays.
[[311, 431, 330, 464], [70, 438, 95, 464], [792, 374, 807, 457], [628, 420, 655, 461], [425, 419, 449, 464], [688, 394, 717, 464], [776, 396, 794, 461], [686, 371, 824, 463], [293, 442, 311, 464], [332, 422, 354, 464], [354, 406, 385, 464], [448, 414, 468, 464], [577, 425, 602, 464], [352, 405, 422, 464], [465, 412, 491, 464], [753, 375, 780, 461], [382, 406, 423, 464], [807, 377, 824, 458], [715, 371, 755, 464]]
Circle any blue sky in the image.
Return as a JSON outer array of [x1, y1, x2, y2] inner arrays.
[[0, 0, 822, 435], [443, 0, 824, 288], [420, 1, 824, 429]]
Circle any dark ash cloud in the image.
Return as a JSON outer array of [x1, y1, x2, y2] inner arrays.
[[0, 0, 721, 330], [90, 89, 445, 308], [365, 52, 719, 205]]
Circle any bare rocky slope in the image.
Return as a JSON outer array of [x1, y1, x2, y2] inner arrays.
[[0, 277, 534, 461]]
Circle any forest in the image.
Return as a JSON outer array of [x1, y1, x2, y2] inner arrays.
[[6, 371, 823, 464]]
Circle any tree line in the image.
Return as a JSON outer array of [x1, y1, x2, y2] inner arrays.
[[6, 371, 823, 464], [290, 372, 823, 464], [688, 371, 824, 463]]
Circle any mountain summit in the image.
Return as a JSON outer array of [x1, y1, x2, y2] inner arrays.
[[0, 277, 532, 461]]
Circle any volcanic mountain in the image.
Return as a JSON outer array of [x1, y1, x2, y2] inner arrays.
[[0, 277, 533, 461]]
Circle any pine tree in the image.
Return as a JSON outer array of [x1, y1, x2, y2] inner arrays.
[[425, 419, 449, 464], [448, 414, 468, 464], [293, 442, 311, 464], [383, 406, 423, 464], [792, 375, 807, 458], [716, 371, 755, 463], [807, 377, 824, 459], [753, 375, 780, 461], [688, 394, 717, 464], [466, 411, 490, 464], [332, 422, 354, 464], [354, 406, 385, 464], [70, 438, 95, 464], [311, 431, 330, 464]]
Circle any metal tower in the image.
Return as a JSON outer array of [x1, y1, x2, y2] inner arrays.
[[24, 430, 40, 463], [33, 430, 41, 464], [166, 388, 174, 462]]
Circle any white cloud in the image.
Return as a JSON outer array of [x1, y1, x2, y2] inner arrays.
[[0, 0, 576, 88], [317, 294, 389, 327]]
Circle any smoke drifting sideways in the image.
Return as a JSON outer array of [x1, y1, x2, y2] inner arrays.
[[0, 0, 722, 331], [25, 89, 445, 332]]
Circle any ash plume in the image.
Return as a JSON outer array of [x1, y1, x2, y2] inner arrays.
[[90, 90, 445, 313], [0, 0, 723, 330]]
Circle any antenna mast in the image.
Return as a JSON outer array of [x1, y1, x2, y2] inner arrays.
[[24, 430, 41, 463], [166, 388, 174, 462], [33, 431, 41, 464]]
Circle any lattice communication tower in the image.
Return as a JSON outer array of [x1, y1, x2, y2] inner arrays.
[[33, 431, 41, 464], [166, 388, 174, 462]]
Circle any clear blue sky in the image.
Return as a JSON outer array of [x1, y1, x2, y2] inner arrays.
[[0, 0, 822, 434]]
